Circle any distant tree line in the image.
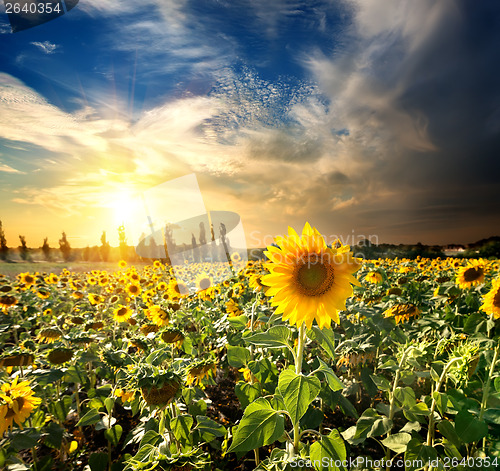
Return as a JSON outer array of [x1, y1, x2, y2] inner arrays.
[[0, 218, 499, 263]]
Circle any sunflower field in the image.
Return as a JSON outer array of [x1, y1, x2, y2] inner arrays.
[[0, 223, 499, 471]]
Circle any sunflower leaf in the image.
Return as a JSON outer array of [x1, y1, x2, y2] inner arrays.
[[228, 398, 284, 453], [316, 358, 344, 391], [308, 326, 336, 359], [245, 326, 291, 349], [309, 430, 347, 471], [278, 369, 321, 425]]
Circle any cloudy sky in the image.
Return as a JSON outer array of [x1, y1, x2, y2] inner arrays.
[[0, 0, 499, 249]]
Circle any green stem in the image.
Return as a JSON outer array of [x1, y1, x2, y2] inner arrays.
[[75, 383, 83, 434], [479, 344, 499, 421], [476, 344, 499, 453], [385, 346, 414, 470], [424, 357, 461, 471], [254, 448, 260, 467], [295, 323, 306, 375], [292, 323, 307, 455]]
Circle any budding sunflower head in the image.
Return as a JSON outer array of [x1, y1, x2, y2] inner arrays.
[[0, 295, 17, 311], [0, 352, 34, 367], [384, 304, 420, 324], [38, 328, 63, 343], [160, 328, 184, 344], [139, 372, 181, 406], [185, 359, 217, 387], [47, 348, 74, 365]]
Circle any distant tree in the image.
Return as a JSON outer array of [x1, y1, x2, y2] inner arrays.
[[163, 224, 174, 265], [100, 231, 110, 262], [0, 220, 8, 261], [59, 232, 72, 262], [18, 235, 30, 261], [42, 237, 51, 261], [118, 225, 128, 261], [82, 246, 90, 262]]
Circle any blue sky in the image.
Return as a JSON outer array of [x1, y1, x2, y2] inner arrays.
[[0, 0, 499, 248]]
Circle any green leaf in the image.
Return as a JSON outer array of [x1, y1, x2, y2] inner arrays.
[[77, 409, 101, 427], [227, 315, 248, 329], [171, 414, 193, 442], [381, 432, 411, 453], [195, 416, 226, 442], [376, 402, 392, 417], [227, 345, 251, 368], [88, 452, 109, 471], [432, 391, 451, 416], [63, 364, 87, 384], [360, 367, 379, 397], [299, 406, 324, 431], [11, 428, 41, 451], [140, 430, 162, 448], [483, 408, 500, 425], [278, 369, 321, 424], [309, 430, 347, 471], [30, 409, 46, 429], [404, 438, 437, 471], [188, 399, 207, 417], [455, 410, 488, 443], [49, 395, 72, 422], [370, 374, 391, 392], [235, 381, 261, 409], [403, 402, 430, 423], [182, 387, 197, 405], [328, 390, 359, 419], [438, 420, 462, 449], [345, 409, 393, 445], [95, 414, 116, 431], [316, 358, 344, 391], [133, 444, 158, 464], [228, 398, 284, 453], [394, 387, 416, 408], [494, 376, 500, 392], [245, 326, 291, 349], [104, 425, 123, 446], [43, 422, 64, 449], [400, 421, 421, 433], [464, 311, 487, 334], [104, 397, 115, 415], [308, 326, 336, 359]]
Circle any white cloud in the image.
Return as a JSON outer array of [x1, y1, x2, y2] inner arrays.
[[0, 163, 25, 174], [31, 41, 58, 54]]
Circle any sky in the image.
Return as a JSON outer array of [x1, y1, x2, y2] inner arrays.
[[0, 0, 499, 249]]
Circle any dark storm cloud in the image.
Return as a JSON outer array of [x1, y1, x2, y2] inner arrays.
[[304, 0, 500, 243]]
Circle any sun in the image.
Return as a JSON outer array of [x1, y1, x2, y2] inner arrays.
[[109, 191, 139, 226]]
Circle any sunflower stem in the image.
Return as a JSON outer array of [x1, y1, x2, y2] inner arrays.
[[295, 323, 306, 375], [385, 345, 414, 470], [292, 323, 307, 455], [424, 357, 461, 471], [253, 448, 260, 467], [473, 343, 499, 454]]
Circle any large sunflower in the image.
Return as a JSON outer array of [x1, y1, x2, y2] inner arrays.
[[195, 272, 213, 292], [261, 223, 361, 329], [113, 305, 133, 322], [456, 260, 486, 289], [146, 305, 169, 327], [0, 377, 41, 435], [481, 278, 500, 319]]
